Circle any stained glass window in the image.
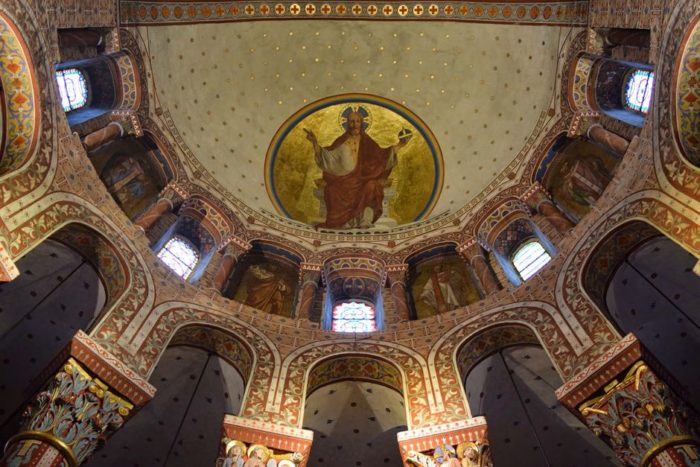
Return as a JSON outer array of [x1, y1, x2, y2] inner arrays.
[[624, 70, 654, 113], [55, 68, 88, 112], [512, 241, 551, 281], [157, 236, 199, 279], [332, 301, 376, 333]]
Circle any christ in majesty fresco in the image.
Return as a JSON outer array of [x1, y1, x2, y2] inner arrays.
[[304, 106, 412, 229]]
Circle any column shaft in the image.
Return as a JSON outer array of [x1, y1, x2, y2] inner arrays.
[[82, 122, 123, 152], [588, 124, 630, 155], [135, 198, 172, 231]]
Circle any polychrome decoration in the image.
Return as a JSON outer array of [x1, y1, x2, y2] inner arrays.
[[265, 94, 443, 229]]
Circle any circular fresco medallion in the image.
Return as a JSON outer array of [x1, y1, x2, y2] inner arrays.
[[265, 94, 443, 230]]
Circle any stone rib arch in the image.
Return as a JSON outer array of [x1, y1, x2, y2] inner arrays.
[[271, 340, 440, 429]]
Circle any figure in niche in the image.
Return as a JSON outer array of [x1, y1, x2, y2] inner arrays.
[[419, 264, 461, 314], [102, 156, 147, 206], [457, 442, 491, 467], [304, 106, 412, 229], [244, 264, 291, 316], [558, 154, 613, 208]]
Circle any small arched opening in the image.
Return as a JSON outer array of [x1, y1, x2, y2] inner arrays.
[[302, 354, 407, 467], [458, 325, 619, 467]]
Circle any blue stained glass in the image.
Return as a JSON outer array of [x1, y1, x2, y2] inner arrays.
[[624, 70, 654, 113], [332, 301, 376, 333], [55, 68, 88, 112], [157, 236, 199, 279], [512, 241, 551, 281]]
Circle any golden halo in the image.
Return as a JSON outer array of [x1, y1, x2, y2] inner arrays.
[[226, 439, 247, 456], [338, 104, 372, 132], [247, 444, 272, 462], [457, 441, 477, 459]]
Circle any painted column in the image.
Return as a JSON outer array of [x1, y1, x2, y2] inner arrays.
[[295, 263, 322, 320], [211, 239, 251, 293], [457, 239, 500, 296], [587, 123, 630, 155], [386, 264, 411, 321], [397, 417, 492, 467], [219, 415, 311, 466], [1, 331, 155, 466], [135, 182, 188, 231], [557, 334, 700, 467], [81, 121, 124, 152], [522, 183, 575, 234]]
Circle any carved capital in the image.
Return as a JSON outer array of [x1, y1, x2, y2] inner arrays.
[[2, 331, 155, 466], [557, 334, 700, 467]]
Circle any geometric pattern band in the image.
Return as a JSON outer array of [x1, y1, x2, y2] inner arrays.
[[121, 1, 588, 26]]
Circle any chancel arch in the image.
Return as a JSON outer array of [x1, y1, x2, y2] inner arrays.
[[583, 220, 700, 410], [302, 354, 407, 467], [83, 325, 248, 467], [457, 325, 619, 467]]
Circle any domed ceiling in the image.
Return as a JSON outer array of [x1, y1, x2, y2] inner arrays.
[[142, 20, 568, 230]]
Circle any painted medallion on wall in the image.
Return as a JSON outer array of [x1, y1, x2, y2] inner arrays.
[[408, 249, 480, 320], [265, 94, 443, 230]]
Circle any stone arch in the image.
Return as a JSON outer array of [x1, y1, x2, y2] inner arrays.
[[267, 340, 443, 429], [0, 9, 40, 174], [305, 353, 405, 397], [430, 301, 589, 406], [124, 301, 279, 407], [554, 190, 700, 377], [455, 324, 541, 381], [5, 194, 156, 358]]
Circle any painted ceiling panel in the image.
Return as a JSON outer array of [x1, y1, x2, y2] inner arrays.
[[142, 20, 565, 227]]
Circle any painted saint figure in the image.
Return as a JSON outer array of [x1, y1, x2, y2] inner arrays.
[[304, 107, 412, 229], [420, 265, 461, 314], [559, 155, 613, 208], [244, 264, 290, 316]]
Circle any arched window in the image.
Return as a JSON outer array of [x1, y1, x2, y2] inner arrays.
[[512, 240, 551, 281], [55, 68, 88, 111], [332, 301, 376, 333], [623, 69, 654, 113], [157, 236, 199, 279]]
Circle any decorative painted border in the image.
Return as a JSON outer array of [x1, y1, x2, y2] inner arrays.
[[264, 93, 444, 226], [121, 1, 588, 26], [397, 416, 486, 441]]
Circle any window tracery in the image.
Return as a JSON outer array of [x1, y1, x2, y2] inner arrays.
[[332, 301, 376, 333], [512, 240, 551, 281], [157, 236, 199, 279], [623, 70, 654, 113], [55, 68, 88, 112]]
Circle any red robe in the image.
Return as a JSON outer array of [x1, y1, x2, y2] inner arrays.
[[318, 131, 393, 229]]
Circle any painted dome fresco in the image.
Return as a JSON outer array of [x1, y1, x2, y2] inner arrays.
[[143, 20, 565, 231]]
